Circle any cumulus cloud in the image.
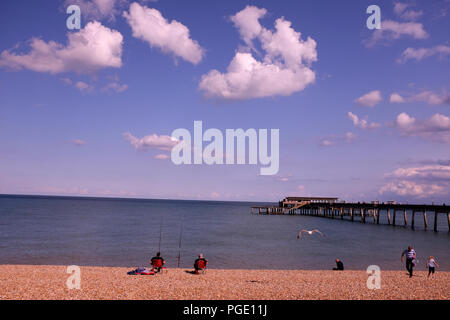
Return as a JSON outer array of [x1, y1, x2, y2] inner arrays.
[[390, 92, 405, 103], [199, 5, 317, 100], [389, 91, 450, 105], [123, 132, 179, 151], [355, 90, 382, 107], [380, 164, 450, 198], [365, 20, 428, 47], [348, 112, 381, 130], [393, 2, 423, 20], [0, 21, 123, 74], [123, 2, 204, 64], [393, 112, 450, 143], [230, 6, 267, 47], [387, 165, 450, 181], [380, 180, 444, 197], [397, 45, 450, 63]]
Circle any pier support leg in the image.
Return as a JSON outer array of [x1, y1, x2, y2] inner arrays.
[[361, 208, 365, 224], [341, 208, 344, 220], [387, 209, 391, 225], [434, 211, 438, 232], [350, 208, 354, 222], [403, 210, 407, 226], [424, 211, 428, 230], [411, 211, 415, 230], [393, 210, 396, 226], [376, 209, 380, 224], [447, 213, 450, 232]]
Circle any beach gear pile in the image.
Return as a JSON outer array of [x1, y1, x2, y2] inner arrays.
[[127, 267, 154, 275]]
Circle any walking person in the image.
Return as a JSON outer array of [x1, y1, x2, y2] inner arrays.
[[401, 246, 416, 278], [426, 256, 439, 278]]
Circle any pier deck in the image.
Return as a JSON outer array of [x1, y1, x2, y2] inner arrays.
[[251, 201, 450, 232]]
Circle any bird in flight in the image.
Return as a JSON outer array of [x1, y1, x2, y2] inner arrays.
[[297, 229, 324, 239]]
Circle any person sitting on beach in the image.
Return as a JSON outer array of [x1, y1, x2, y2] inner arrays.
[[426, 256, 439, 278], [401, 246, 416, 278], [150, 252, 165, 273], [333, 259, 344, 270], [194, 253, 208, 275]]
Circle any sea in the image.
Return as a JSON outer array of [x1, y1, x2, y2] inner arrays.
[[0, 195, 449, 270]]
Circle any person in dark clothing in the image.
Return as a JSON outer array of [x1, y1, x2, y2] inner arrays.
[[194, 253, 208, 275], [333, 258, 344, 270], [401, 246, 416, 278], [150, 252, 165, 273]]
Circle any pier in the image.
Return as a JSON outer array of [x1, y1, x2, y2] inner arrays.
[[251, 197, 450, 232]]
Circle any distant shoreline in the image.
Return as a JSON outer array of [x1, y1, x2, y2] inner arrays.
[[1, 265, 448, 300], [0, 193, 275, 205]]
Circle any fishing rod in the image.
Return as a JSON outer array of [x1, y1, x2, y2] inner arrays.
[[158, 215, 163, 253], [177, 218, 184, 268]]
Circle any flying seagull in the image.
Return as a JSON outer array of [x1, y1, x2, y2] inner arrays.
[[297, 229, 324, 239]]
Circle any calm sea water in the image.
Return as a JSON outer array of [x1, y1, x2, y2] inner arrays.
[[0, 195, 449, 270]]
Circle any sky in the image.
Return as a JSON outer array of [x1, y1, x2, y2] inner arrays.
[[0, 0, 449, 203]]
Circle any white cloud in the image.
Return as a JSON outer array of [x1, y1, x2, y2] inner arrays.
[[123, 2, 204, 64], [394, 112, 450, 143], [390, 90, 450, 105], [393, 2, 423, 20], [355, 90, 382, 107], [410, 91, 449, 105], [380, 180, 444, 197], [123, 132, 179, 151], [398, 45, 450, 63], [388, 165, 450, 181], [74, 81, 94, 92], [199, 5, 317, 100], [380, 164, 450, 198], [61, 77, 94, 92], [230, 6, 267, 47], [365, 20, 428, 47], [390, 92, 406, 103], [348, 112, 381, 130], [0, 21, 123, 74]]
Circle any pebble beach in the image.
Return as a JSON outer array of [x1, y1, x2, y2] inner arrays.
[[0, 265, 448, 300]]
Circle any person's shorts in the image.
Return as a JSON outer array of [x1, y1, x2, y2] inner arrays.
[[429, 267, 435, 274]]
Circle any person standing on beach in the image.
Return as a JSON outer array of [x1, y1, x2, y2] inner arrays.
[[401, 246, 416, 278], [150, 252, 165, 273], [426, 256, 439, 278]]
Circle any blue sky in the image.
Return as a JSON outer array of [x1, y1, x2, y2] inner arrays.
[[0, 0, 449, 203]]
